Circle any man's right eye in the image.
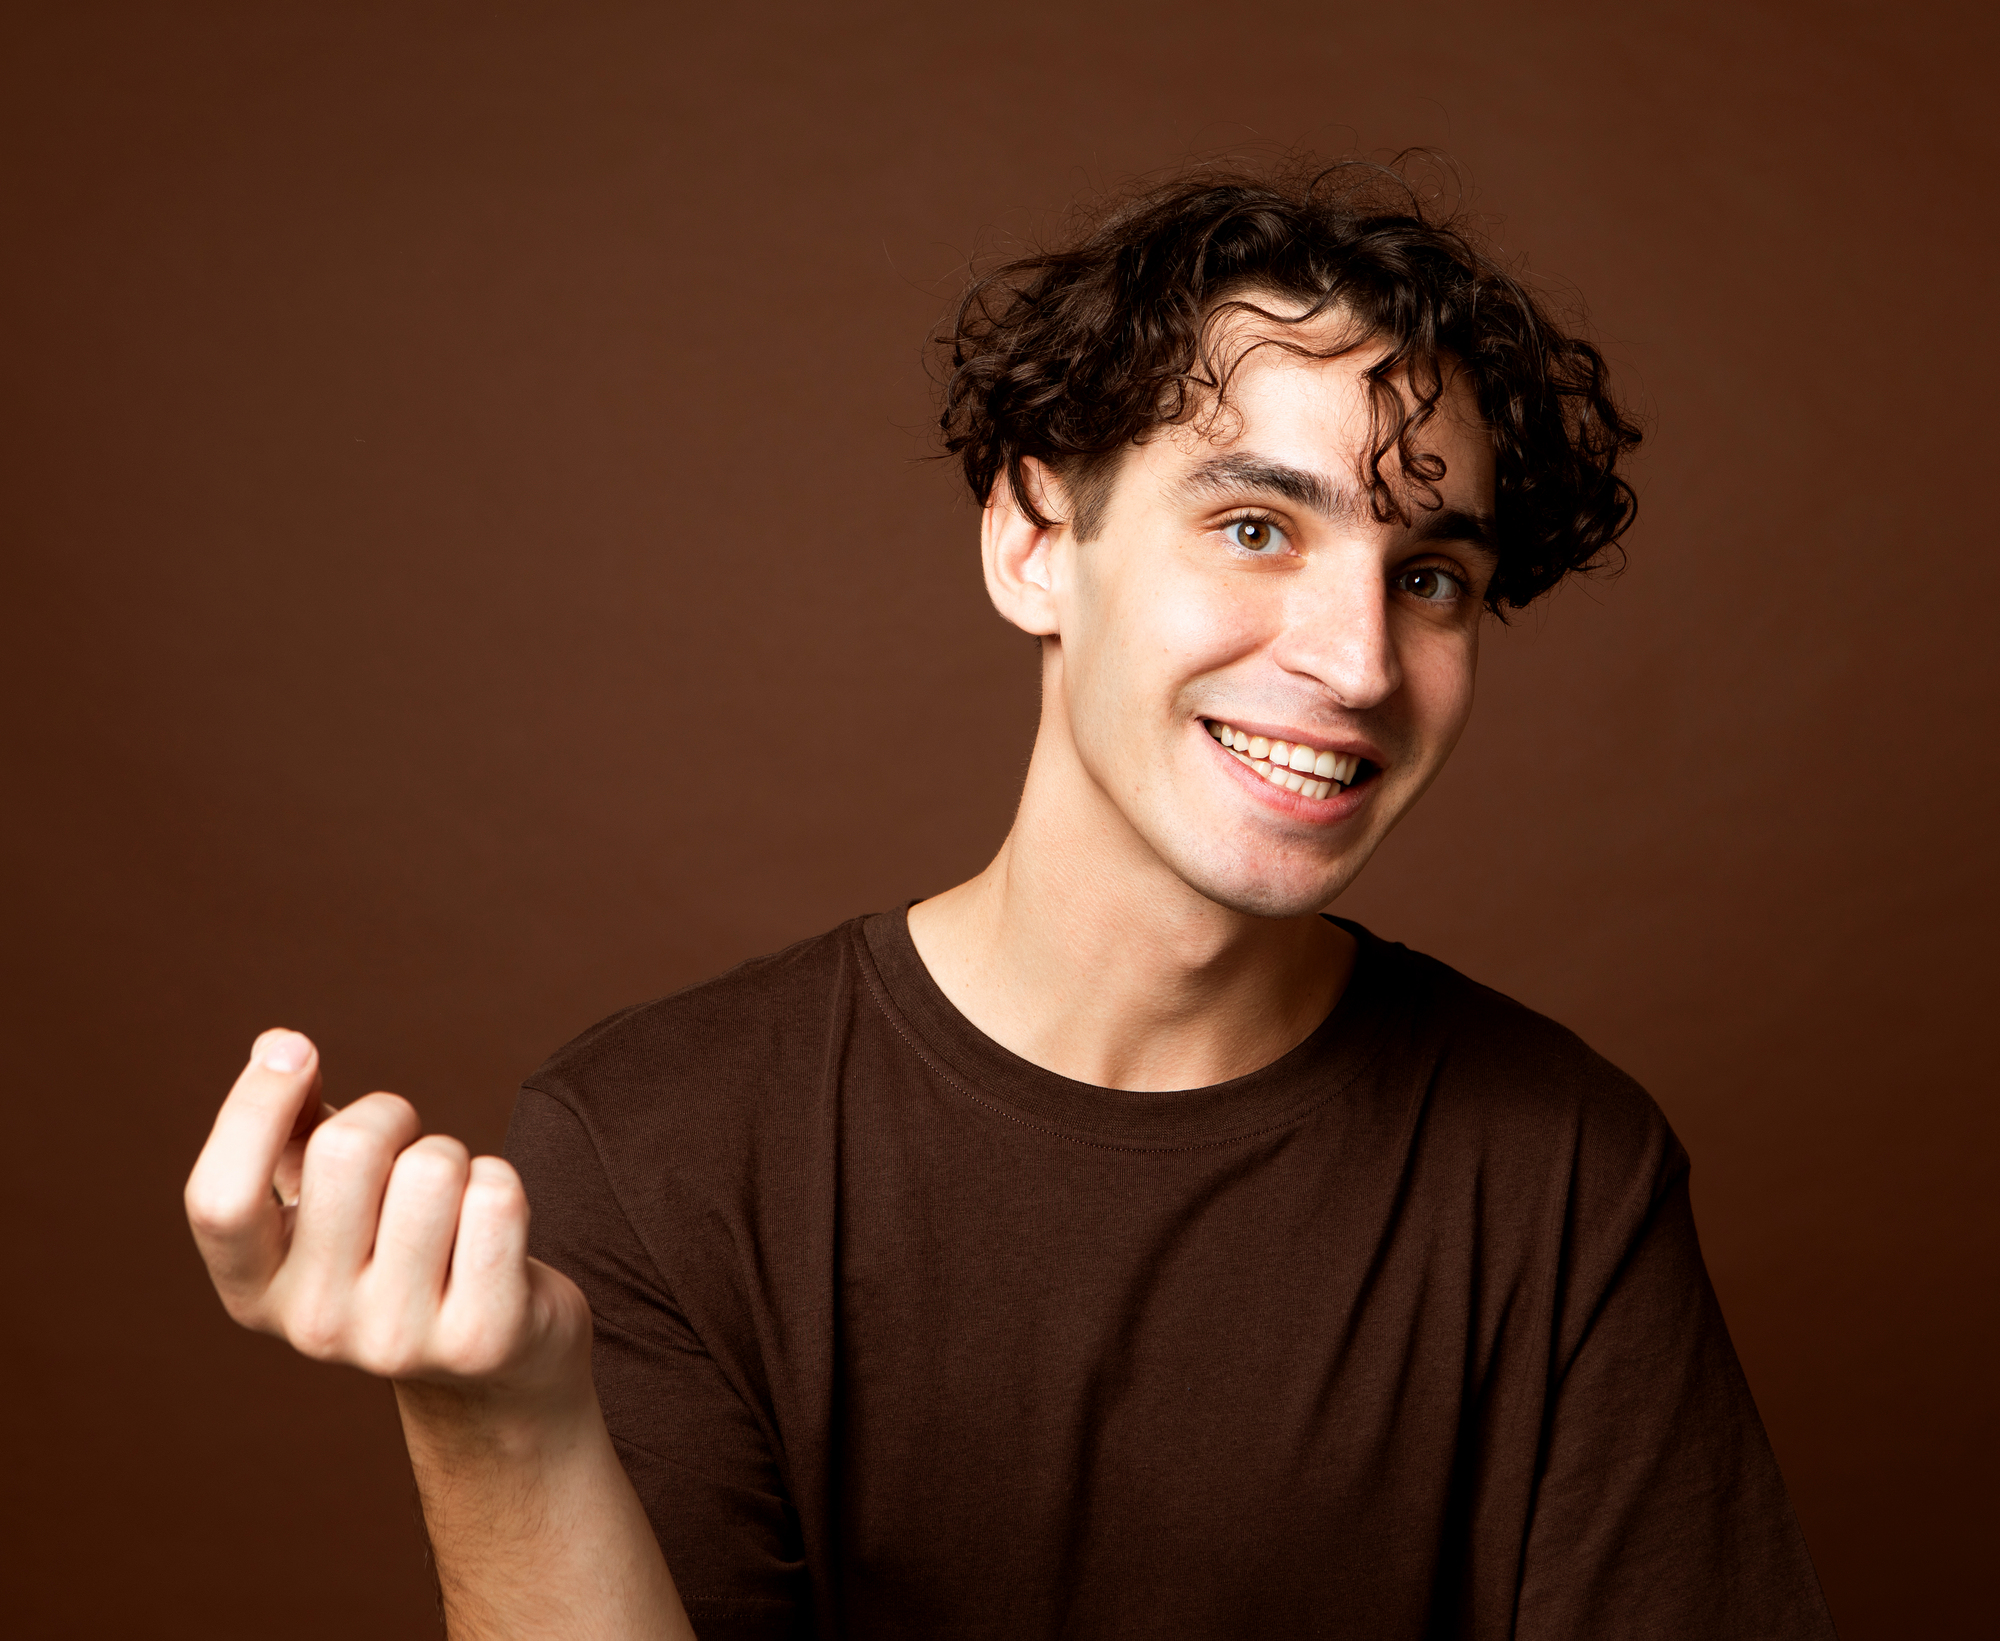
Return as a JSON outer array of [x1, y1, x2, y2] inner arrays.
[[1223, 518, 1288, 554]]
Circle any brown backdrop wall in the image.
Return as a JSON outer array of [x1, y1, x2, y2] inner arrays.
[[2, 3, 1992, 1635]]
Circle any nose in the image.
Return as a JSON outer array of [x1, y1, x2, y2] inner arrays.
[[1271, 549, 1402, 709]]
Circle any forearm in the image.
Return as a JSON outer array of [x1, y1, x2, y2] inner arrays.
[[397, 1380, 695, 1641]]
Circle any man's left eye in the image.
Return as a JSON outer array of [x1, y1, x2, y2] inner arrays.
[[1223, 519, 1287, 553], [1395, 566, 1464, 601]]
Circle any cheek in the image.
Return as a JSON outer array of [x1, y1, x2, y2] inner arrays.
[[1403, 629, 1480, 751], [1069, 550, 1260, 707], [1113, 558, 1268, 679]]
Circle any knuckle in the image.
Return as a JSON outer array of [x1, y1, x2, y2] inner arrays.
[[304, 1121, 380, 1170], [418, 1133, 471, 1168], [473, 1153, 522, 1185], [394, 1140, 466, 1189], [352, 1321, 426, 1380], [286, 1310, 347, 1363], [279, 1278, 352, 1361], [183, 1180, 255, 1237], [464, 1160, 526, 1207], [358, 1090, 420, 1128], [435, 1315, 515, 1379]]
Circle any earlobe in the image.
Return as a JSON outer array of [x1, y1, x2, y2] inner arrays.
[[981, 460, 1064, 638]]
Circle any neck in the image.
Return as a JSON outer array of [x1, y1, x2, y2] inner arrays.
[[906, 709, 1353, 1092]]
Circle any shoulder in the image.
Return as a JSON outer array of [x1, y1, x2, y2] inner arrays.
[[1355, 926, 1686, 1198], [520, 915, 874, 1151], [509, 920, 883, 1406]]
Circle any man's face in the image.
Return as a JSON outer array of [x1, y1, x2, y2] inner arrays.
[[1026, 328, 1499, 919]]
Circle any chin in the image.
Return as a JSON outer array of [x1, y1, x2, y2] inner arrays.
[[1201, 880, 1334, 919], [1171, 840, 1365, 921]]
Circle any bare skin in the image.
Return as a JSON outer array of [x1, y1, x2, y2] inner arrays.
[[910, 321, 1498, 1089], [183, 1031, 692, 1639], [184, 307, 1497, 1632]]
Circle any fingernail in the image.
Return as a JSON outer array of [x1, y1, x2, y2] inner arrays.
[[257, 1032, 311, 1074]]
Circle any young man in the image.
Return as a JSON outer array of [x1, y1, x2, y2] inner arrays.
[[186, 166, 1837, 1638]]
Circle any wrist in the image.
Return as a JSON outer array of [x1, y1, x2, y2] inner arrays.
[[393, 1367, 602, 1473]]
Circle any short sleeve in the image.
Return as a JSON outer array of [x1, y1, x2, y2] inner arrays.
[[1515, 1167, 1837, 1639], [506, 1087, 809, 1641]]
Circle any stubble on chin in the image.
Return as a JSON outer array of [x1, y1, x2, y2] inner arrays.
[[1159, 821, 1374, 922]]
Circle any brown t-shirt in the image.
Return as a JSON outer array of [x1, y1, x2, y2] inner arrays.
[[507, 910, 1835, 1640]]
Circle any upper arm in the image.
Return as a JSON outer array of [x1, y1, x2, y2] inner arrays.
[[1515, 1171, 1835, 1640], [506, 1087, 809, 1641]]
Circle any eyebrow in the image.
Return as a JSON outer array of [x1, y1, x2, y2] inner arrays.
[[1179, 455, 1360, 522], [1177, 453, 1499, 555]]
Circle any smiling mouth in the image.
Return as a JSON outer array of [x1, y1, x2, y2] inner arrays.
[[1202, 719, 1374, 801]]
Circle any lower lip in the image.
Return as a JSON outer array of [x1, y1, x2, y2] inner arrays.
[[1207, 730, 1374, 823]]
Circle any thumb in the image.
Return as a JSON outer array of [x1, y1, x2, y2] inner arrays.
[[187, 1029, 329, 1307]]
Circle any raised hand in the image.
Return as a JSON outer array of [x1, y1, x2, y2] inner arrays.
[[185, 1031, 692, 1635], [184, 1029, 589, 1399]]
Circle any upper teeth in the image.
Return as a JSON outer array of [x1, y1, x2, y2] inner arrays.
[[1204, 719, 1360, 800]]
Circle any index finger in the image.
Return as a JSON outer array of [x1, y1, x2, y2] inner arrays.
[[184, 1029, 327, 1304]]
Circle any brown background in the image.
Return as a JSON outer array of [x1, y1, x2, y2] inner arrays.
[[2, 2, 1993, 1635]]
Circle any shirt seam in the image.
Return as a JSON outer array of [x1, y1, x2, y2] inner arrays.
[[516, 1082, 801, 1490], [517, 1081, 683, 1304]]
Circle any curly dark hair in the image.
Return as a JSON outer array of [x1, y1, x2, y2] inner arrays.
[[937, 159, 1642, 611]]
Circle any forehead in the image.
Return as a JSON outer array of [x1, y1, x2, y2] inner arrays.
[[1151, 307, 1494, 505]]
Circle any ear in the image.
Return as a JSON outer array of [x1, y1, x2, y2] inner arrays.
[[981, 458, 1065, 638]]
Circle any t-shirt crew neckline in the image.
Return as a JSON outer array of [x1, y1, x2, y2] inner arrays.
[[857, 905, 1405, 1151]]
